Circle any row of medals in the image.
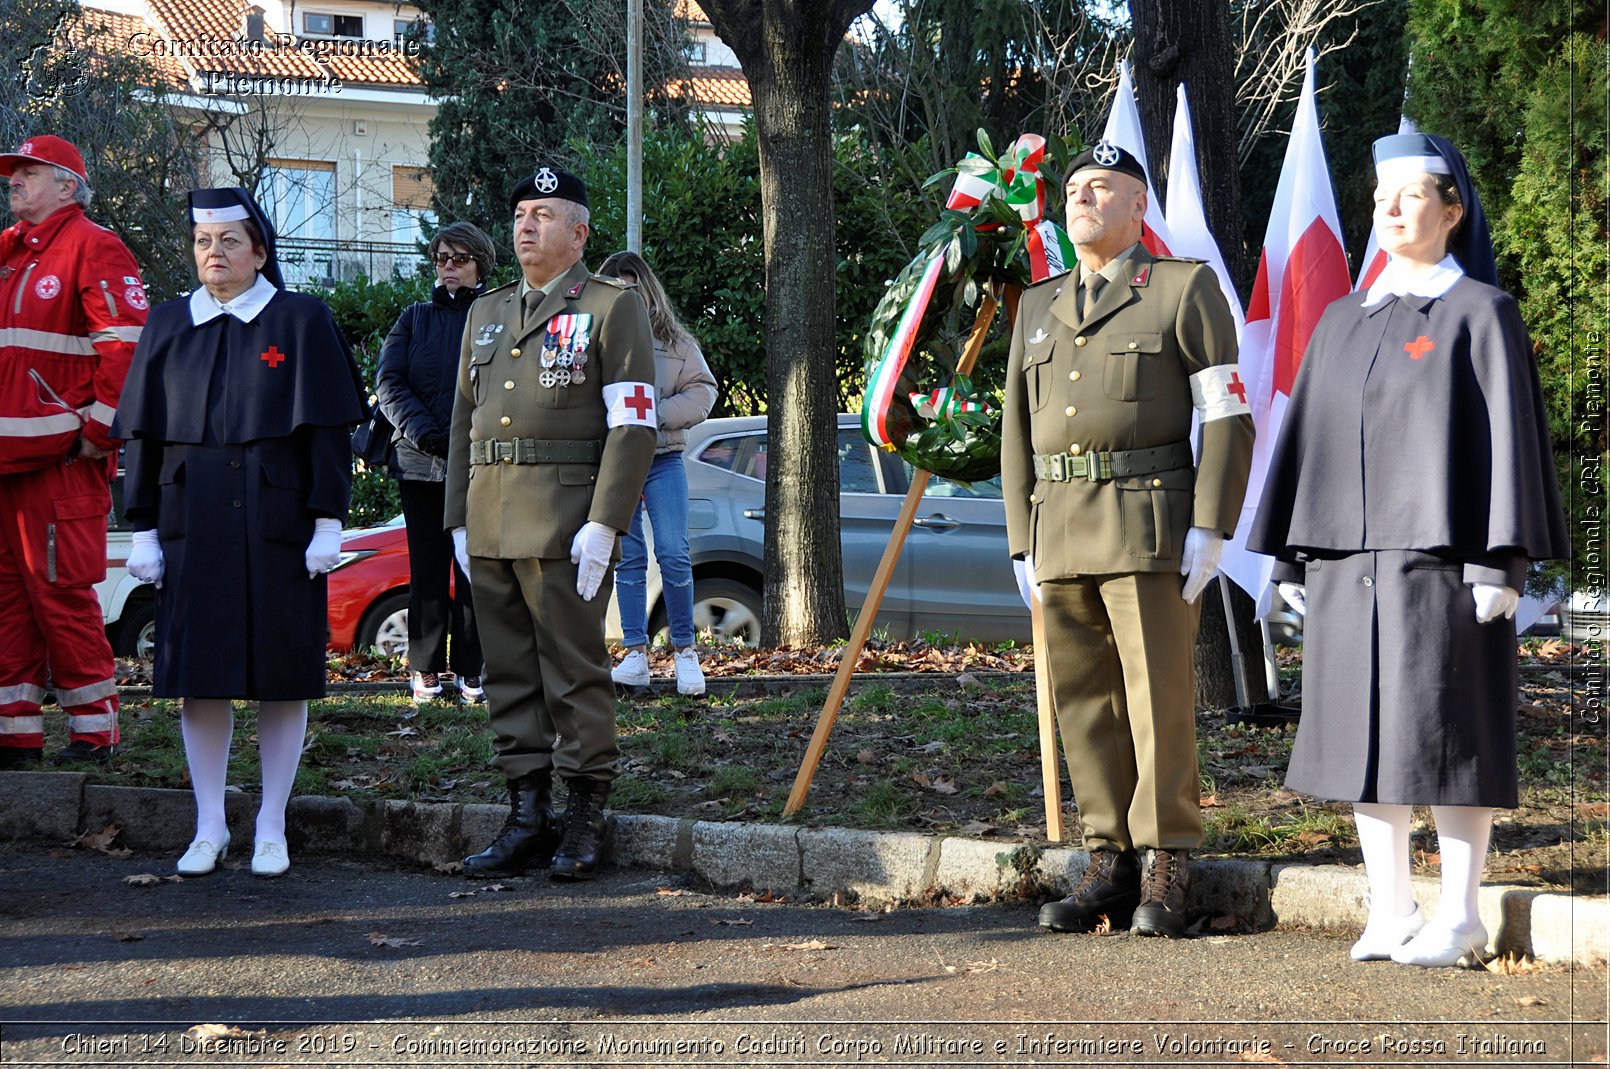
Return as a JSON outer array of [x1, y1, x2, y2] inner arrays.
[[539, 328, 588, 388]]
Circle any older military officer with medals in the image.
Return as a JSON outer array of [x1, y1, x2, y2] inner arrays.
[[447, 167, 657, 881], [1002, 142, 1254, 937]]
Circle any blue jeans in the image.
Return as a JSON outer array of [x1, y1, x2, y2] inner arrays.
[[616, 452, 695, 649]]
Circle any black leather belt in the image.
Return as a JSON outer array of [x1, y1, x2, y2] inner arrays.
[[1032, 440, 1193, 483], [468, 438, 601, 465]]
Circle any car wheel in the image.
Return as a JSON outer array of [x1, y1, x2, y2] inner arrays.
[[356, 590, 410, 658], [679, 577, 762, 648], [115, 599, 157, 659]]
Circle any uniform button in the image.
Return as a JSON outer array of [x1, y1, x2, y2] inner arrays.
[[1152, 478, 1162, 487], [231, 499, 242, 508], [1029, 494, 1040, 504], [1054, 287, 1062, 295], [229, 460, 240, 469], [500, 416, 512, 427], [510, 347, 521, 358], [1362, 576, 1374, 588], [1064, 405, 1075, 417], [504, 380, 515, 390], [1074, 336, 1087, 347], [1128, 341, 1138, 350], [1069, 444, 1082, 455], [1069, 370, 1081, 382]]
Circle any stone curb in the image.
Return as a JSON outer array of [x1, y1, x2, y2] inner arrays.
[[2, 773, 1604, 966]]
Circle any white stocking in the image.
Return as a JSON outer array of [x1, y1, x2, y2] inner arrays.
[[1353, 802, 1415, 919], [1429, 805, 1492, 932], [255, 700, 308, 843], [181, 698, 234, 844]]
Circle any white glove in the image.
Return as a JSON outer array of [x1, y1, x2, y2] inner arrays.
[[1012, 555, 1038, 610], [304, 517, 342, 577], [1277, 581, 1307, 616], [569, 520, 616, 601], [452, 527, 470, 576], [1179, 526, 1224, 604], [1472, 583, 1519, 624], [127, 530, 163, 588]]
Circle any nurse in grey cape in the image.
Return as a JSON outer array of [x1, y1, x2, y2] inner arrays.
[[1248, 133, 1569, 967]]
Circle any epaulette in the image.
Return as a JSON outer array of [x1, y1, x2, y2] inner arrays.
[[1026, 267, 1074, 289], [1154, 255, 1208, 265], [589, 274, 633, 289], [485, 277, 519, 295]]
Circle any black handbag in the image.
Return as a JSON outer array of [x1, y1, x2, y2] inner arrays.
[[351, 398, 396, 468]]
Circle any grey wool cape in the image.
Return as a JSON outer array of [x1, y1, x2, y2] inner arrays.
[[1247, 277, 1569, 806]]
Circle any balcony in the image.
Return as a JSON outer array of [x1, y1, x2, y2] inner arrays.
[[276, 237, 427, 288]]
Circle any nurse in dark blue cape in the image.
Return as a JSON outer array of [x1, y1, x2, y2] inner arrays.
[[1249, 135, 1569, 968], [111, 188, 366, 879]]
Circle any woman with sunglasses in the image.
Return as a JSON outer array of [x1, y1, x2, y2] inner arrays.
[[376, 222, 495, 703]]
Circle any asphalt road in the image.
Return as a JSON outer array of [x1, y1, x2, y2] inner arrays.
[[0, 845, 1604, 1067]]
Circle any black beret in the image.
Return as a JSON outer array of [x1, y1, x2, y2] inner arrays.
[[509, 166, 589, 212], [1064, 140, 1147, 186]]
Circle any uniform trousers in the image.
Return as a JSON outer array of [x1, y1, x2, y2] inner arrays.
[[0, 460, 119, 749], [1039, 571, 1202, 852], [471, 554, 618, 783]]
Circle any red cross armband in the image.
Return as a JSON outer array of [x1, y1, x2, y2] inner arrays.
[[604, 380, 658, 429], [1189, 364, 1250, 423]]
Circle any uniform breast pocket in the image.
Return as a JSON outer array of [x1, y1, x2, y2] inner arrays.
[[468, 349, 495, 405], [1115, 467, 1194, 560], [1024, 340, 1056, 412], [1104, 332, 1163, 401]]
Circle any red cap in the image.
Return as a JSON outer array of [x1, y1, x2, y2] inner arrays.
[[0, 135, 89, 183]]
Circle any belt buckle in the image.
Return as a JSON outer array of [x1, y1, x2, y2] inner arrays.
[[1049, 453, 1067, 482], [1086, 453, 1110, 482], [501, 441, 514, 465]]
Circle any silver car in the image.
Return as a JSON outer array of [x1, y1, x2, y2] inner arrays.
[[623, 414, 1030, 647]]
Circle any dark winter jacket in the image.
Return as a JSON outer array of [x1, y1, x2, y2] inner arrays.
[[376, 283, 482, 481]]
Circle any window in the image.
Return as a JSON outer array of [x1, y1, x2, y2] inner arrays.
[[687, 40, 707, 64], [394, 17, 432, 43], [390, 166, 436, 252], [900, 458, 1004, 499], [303, 11, 363, 37], [694, 428, 884, 493], [837, 429, 882, 494], [260, 160, 336, 285]]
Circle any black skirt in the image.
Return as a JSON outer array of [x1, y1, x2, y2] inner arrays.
[[1288, 550, 1518, 808]]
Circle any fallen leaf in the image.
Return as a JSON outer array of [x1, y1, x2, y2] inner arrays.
[[385, 726, 419, 738], [963, 958, 1001, 973], [909, 771, 931, 787], [73, 823, 121, 851], [656, 887, 691, 896], [114, 931, 144, 942], [432, 861, 463, 875], [1093, 914, 1113, 935], [448, 890, 478, 899], [1484, 954, 1540, 975], [929, 775, 959, 795], [856, 749, 877, 765], [768, 940, 832, 952], [368, 931, 423, 948], [958, 820, 997, 836], [630, 957, 655, 967], [983, 780, 1008, 798], [943, 963, 958, 974], [1199, 794, 1222, 808], [710, 917, 754, 926], [1515, 995, 1548, 1007], [956, 672, 981, 690], [1292, 831, 1331, 847], [485, 883, 515, 892], [123, 873, 163, 886], [915, 740, 946, 753]]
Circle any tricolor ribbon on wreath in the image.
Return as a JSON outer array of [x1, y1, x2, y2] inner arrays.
[[861, 132, 1075, 464]]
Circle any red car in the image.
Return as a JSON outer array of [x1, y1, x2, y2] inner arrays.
[[326, 515, 414, 655]]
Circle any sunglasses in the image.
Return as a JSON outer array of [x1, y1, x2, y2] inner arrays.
[[432, 252, 474, 266]]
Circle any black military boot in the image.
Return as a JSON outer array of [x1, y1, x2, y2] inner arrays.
[[1131, 848, 1191, 937], [1037, 849, 1141, 933], [462, 770, 560, 877], [549, 779, 609, 881]]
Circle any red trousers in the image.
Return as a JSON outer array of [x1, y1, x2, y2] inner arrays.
[[0, 458, 119, 750]]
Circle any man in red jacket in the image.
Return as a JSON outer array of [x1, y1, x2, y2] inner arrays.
[[0, 135, 146, 767]]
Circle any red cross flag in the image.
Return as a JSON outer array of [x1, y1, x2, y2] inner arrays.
[[1163, 83, 1245, 342], [1218, 49, 1352, 617], [1099, 60, 1176, 258], [604, 381, 657, 429]]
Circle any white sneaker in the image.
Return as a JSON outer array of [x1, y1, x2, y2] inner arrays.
[[411, 671, 443, 702], [1390, 919, 1489, 967], [176, 835, 230, 876], [251, 839, 290, 878], [458, 675, 485, 702], [1349, 903, 1425, 961], [673, 647, 705, 696], [612, 649, 650, 689]]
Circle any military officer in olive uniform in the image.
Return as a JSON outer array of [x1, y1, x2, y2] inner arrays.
[[1003, 142, 1253, 937], [446, 166, 657, 880]]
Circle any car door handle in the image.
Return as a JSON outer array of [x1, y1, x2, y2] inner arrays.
[[912, 514, 961, 530], [743, 509, 766, 522]]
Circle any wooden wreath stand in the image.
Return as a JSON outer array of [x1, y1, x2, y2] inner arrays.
[[782, 285, 1066, 842]]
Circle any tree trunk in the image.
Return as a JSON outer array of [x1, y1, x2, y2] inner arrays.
[[1130, 0, 1266, 709], [701, 0, 871, 646], [1129, 0, 1247, 291]]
